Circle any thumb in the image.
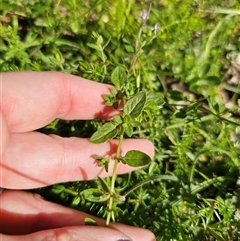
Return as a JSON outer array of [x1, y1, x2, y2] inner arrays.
[[1, 226, 133, 241]]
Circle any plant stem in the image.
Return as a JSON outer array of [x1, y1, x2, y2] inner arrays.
[[128, 1, 152, 76], [123, 175, 178, 197], [106, 131, 124, 226]]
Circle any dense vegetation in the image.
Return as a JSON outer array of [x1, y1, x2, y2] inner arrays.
[[1, 1, 240, 240]]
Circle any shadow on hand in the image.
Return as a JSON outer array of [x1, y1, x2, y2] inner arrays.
[[0, 190, 104, 235]]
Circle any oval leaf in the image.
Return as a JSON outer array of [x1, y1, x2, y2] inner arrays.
[[145, 92, 164, 110], [167, 90, 184, 101], [123, 91, 146, 118], [198, 63, 210, 78], [111, 66, 127, 88], [71, 196, 81, 206], [81, 188, 110, 202], [122, 150, 152, 167], [51, 184, 65, 194], [90, 122, 118, 144]]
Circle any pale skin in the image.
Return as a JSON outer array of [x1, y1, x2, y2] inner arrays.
[[0, 72, 156, 241]]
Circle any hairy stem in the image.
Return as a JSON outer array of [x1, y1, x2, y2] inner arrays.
[[106, 130, 124, 226]]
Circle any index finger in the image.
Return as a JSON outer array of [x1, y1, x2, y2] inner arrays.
[[1, 71, 114, 132]]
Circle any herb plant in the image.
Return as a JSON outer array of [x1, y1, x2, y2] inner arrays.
[[1, 0, 240, 240], [86, 84, 153, 226]]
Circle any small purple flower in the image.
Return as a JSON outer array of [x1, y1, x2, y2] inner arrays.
[[140, 10, 149, 20]]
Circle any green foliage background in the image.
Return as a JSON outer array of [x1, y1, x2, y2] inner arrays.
[[1, 0, 240, 240]]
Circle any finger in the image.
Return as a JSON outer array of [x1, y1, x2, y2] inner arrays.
[[0, 111, 10, 154], [1, 71, 114, 132], [1, 133, 154, 189], [1, 226, 133, 241], [0, 190, 104, 234], [0, 190, 156, 241]]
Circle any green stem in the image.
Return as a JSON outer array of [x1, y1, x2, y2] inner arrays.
[[106, 130, 124, 226], [123, 175, 178, 197], [64, 188, 78, 196], [128, 1, 152, 76]]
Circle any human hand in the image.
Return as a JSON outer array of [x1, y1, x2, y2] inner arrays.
[[0, 72, 155, 241]]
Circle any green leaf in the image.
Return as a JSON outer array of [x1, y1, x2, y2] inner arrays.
[[145, 92, 164, 110], [122, 150, 152, 167], [125, 44, 134, 53], [124, 124, 133, 137], [95, 156, 110, 172], [84, 217, 98, 226], [195, 76, 221, 87], [168, 90, 184, 101], [111, 66, 127, 88], [103, 94, 114, 106], [71, 196, 81, 206], [129, 119, 141, 127], [123, 114, 131, 123], [198, 63, 210, 78], [113, 115, 123, 124], [81, 188, 110, 202], [96, 35, 103, 46], [51, 184, 65, 194], [206, 76, 221, 86], [111, 87, 119, 97], [123, 91, 146, 118], [208, 96, 225, 114], [98, 177, 110, 192], [87, 43, 100, 51], [90, 123, 118, 144]]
